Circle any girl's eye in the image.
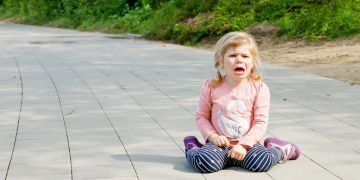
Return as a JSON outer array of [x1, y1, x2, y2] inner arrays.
[[229, 54, 237, 57], [241, 54, 249, 58]]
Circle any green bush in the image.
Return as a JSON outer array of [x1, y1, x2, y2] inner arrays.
[[1, 0, 360, 43], [206, 0, 256, 36], [274, 0, 360, 39], [135, 1, 184, 39], [166, 14, 210, 45], [116, 4, 153, 33], [138, 0, 217, 43]]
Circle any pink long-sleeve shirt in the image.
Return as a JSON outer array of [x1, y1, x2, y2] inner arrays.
[[195, 79, 270, 147]]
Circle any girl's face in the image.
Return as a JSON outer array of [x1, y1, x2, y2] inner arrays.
[[220, 45, 254, 85]]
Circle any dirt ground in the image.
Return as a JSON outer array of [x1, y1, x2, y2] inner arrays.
[[196, 33, 360, 86], [259, 36, 360, 86]]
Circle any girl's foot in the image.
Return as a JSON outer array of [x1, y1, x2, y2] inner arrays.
[[184, 136, 203, 153], [264, 137, 300, 161]]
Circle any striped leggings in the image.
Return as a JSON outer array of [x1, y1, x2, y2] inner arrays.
[[186, 143, 282, 173]]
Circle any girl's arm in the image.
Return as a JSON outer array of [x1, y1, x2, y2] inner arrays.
[[238, 82, 270, 147], [195, 80, 217, 142]]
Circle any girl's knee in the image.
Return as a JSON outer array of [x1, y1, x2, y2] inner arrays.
[[187, 152, 223, 173], [243, 152, 273, 172]]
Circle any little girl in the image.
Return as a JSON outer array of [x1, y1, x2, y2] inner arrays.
[[184, 31, 300, 173]]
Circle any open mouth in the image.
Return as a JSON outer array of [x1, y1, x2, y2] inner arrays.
[[234, 67, 245, 72]]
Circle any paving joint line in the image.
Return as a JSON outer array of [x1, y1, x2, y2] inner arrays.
[[272, 110, 360, 155], [268, 80, 360, 111], [92, 57, 192, 150], [4, 52, 23, 180], [88, 61, 207, 180], [127, 69, 194, 114], [269, 117, 350, 179], [271, 93, 359, 129], [32, 53, 74, 180], [59, 58, 140, 180]]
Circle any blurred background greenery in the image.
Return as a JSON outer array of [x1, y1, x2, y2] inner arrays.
[[1, 0, 359, 45]]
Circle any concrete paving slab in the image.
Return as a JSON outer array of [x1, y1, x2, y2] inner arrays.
[[1, 22, 359, 179]]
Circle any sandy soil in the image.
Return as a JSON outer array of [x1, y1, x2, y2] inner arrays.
[[259, 37, 360, 86]]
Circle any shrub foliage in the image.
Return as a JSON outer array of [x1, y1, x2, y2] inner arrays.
[[1, 0, 359, 43]]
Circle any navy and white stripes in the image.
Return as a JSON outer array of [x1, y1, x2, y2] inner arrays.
[[186, 143, 282, 173]]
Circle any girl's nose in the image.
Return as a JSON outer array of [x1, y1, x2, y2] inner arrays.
[[235, 58, 243, 63]]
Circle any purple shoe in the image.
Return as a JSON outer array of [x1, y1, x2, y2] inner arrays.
[[184, 136, 203, 153], [264, 137, 300, 161]]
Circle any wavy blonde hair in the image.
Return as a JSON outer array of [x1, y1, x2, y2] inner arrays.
[[210, 31, 263, 88]]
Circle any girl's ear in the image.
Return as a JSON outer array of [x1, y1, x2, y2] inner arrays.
[[219, 58, 224, 68]]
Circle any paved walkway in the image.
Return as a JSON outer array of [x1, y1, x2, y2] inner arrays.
[[0, 22, 359, 180]]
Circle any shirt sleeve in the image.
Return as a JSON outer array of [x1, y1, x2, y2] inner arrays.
[[195, 80, 217, 141], [238, 82, 270, 147]]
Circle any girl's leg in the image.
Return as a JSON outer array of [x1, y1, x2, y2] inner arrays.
[[186, 142, 230, 173], [231, 144, 282, 172]]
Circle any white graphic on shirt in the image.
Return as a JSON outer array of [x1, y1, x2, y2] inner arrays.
[[217, 100, 249, 139]]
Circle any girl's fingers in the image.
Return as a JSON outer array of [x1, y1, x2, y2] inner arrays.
[[217, 139, 222, 146], [219, 138, 225, 146], [216, 139, 222, 146], [228, 150, 234, 158], [238, 154, 243, 160], [235, 154, 243, 160], [215, 136, 231, 147], [230, 150, 238, 159], [222, 139, 228, 146], [220, 137, 229, 147], [225, 140, 230, 147], [228, 149, 245, 160]]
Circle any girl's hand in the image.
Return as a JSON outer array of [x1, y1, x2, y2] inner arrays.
[[208, 133, 230, 147], [228, 144, 247, 160]]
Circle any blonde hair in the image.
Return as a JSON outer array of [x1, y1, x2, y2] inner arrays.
[[210, 31, 263, 88]]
